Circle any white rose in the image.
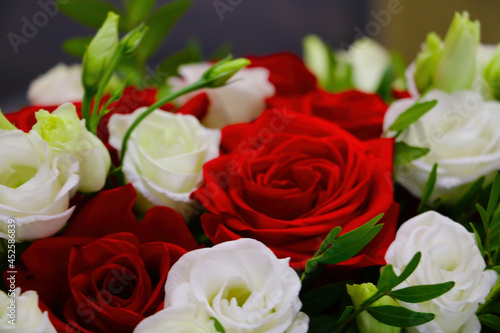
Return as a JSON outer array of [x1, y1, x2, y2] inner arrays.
[[32, 103, 111, 193], [340, 38, 391, 93], [108, 108, 220, 219], [383, 90, 500, 202], [0, 130, 79, 241], [134, 304, 218, 333], [164, 238, 308, 333], [27, 63, 84, 105], [385, 211, 498, 333], [168, 63, 275, 128], [0, 288, 56, 332]]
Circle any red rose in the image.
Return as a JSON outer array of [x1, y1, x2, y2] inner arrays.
[[247, 53, 317, 95], [267, 89, 388, 141], [193, 109, 398, 270], [12, 185, 197, 333]]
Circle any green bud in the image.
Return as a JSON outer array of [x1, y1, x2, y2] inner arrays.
[[484, 44, 500, 100], [0, 109, 17, 130], [202, 56, 251, 87], [109, 79, 128, 103], [347, 283, 401, 333], [303, 34, 332, 87], [414, 32, 443, 93], [434, 11, 480, 92], [120, 23, 148, 56], [82, 12, 119, 92]]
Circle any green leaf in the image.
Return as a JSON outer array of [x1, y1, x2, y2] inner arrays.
[[477, 203, 489, 232], [367, 305, 435, 328], [58, 0, 121, 30], [377, 265, 399, 292], [388, 100, 438, 132], [300, 282, 348, 315], [397, 252, 421, 284], [389, 282, 454, 303], [124, 0, 157, 29], [394, 142, 430, 165], [62, 36, 93, 58], [210, 317, 226, 333], [318, 227, 342, 253], [487, 172, 500, 221], [469, 222, 485, 255], [375, 64, 395, 103], [418, 163, 438, 213], [478, 314, 500, 331], [391, 50, 407, 87], [491, 208, 500, 233], [136, 0, 191, 63], [304, 214, 384, 273]]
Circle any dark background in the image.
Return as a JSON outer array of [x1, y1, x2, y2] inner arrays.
[[0, 0, 368, 112]]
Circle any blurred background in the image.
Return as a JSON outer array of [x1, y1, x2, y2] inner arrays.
[[1, 0, 499, 112]]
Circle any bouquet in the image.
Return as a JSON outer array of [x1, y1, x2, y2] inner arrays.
[[0, 2, 499, 332]]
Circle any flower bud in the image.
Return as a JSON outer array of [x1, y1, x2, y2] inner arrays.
[[82, 12, 119, 92], [32, 103, 111, 193], [484, 44, 500, 100], [303, 34, 331, 87], [346, 283, 401, 333], [202, 56, 251, 87], [120, 23, 147, 56], [414, 32, 443, 93], [434, 11, 480, 92]]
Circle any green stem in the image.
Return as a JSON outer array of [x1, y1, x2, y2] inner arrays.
[[91, 50, 124, 121], [81, 91, 94, 130], [120, 79, 208, 163], [334, 291, 386, 333]]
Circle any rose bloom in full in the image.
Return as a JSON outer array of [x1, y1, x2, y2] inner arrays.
[[0, 129, 79, 241], [108, 108, 221, 219], [193, 108, 398, 270], [14, 185, 198, 333], [385, 211, 498, 333], [136, 238, 308, 333]]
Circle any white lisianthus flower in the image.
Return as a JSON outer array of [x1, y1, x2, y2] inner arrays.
[[0, 288, 56, 333], [134, 304, 218, 333], [340, 38, 391, 93], [0, 130, 79, 241], [168, 63, 275, 128], [383, 90, 500, 202], [164, 238, 309, 333], [406, 44, 498, 99], [385, 211, 498, 333], [32, 103, 110, 193], [27, 63, 84, 106], [108, 108, 221, 219]]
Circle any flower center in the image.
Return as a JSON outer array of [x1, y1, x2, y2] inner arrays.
[[0, 165, 37, 188], [223, 286, 252, 307]]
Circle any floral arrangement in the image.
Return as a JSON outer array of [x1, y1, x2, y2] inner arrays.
[[0, 2, 500, 332]]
